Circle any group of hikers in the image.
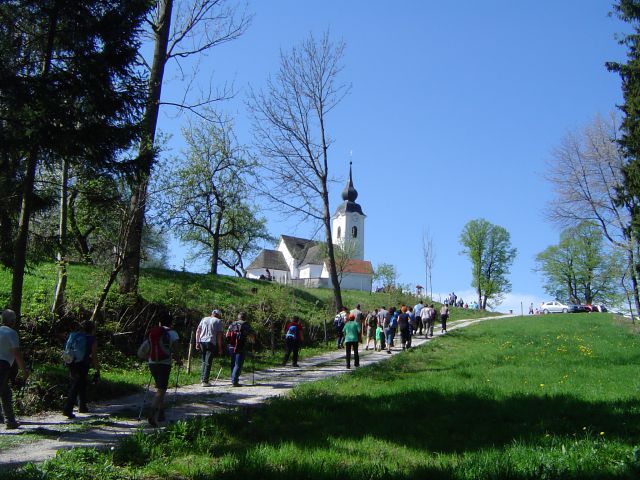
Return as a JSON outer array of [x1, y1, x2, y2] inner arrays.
[[0, 299, 449, 430], [333, 301, 450, 368]]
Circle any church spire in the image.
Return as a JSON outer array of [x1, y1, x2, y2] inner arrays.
[[341, 161, 358, 202]]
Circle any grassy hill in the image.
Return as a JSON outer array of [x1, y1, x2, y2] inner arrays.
[[8, 312, 640, 479]]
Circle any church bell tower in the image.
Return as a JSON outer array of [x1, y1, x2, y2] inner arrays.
[[332, 162, 365, 260]]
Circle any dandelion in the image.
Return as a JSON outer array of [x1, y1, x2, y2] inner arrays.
[[600, 432, 605, 436], [539, 383, 545, 388]]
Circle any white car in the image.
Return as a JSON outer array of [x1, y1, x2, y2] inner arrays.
[[540, 301, 568, 314]]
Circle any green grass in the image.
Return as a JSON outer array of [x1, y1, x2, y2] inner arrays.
[[6, 313, 640, 479]]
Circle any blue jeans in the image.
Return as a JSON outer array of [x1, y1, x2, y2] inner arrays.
[[0, 360, 16, 425], [200, 342, 216, 383], [228, 346, 246, 385]]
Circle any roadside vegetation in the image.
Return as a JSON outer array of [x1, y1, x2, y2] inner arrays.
[[5, 313, 640, 479]]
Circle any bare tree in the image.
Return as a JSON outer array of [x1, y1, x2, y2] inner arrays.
[[248, 31, 350, 310], [119, 0, 251, 294], [422, 228, 435, 300], [547, 113, 640, 316]]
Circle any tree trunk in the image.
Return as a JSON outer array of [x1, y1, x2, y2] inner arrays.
[[68, 189, 92, 261], [10, 4, 58, 318], [119, 0, 173, 294], [210, 210, 224, 275], [629, 250, 640, 318], [52, 156, 69, 315], [322, 189, 342, 310]]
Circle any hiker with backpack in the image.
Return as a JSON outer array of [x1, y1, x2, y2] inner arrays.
[[333, 308, 347, 349], [139, 314, 182, 427], [225, 311, 256, 387], [387, 307, 398, 351], [195, 309, 224, 387], [0, 309, 29, 430], [343, 314, 362, 369], [282, 315, 303, 367], [62, 320, 100, 418], [364, 309, 378, 351]]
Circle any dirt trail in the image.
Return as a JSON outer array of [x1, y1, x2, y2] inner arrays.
[[0, 314, 510, 470]]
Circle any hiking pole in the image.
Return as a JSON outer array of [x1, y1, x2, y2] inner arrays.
[[211, 366, 223, 387], [137, 375, 153, 421], [173, 362, 182, 404], [251, 343, 255, 386]]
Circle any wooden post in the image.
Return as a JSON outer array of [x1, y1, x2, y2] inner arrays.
[[186, 328, 194, 374]]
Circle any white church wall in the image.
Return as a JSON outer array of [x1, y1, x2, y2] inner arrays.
[[340, 273, 373, 292], [277, 238, 299, 279]]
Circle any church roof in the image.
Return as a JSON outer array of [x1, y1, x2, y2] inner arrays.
[[280, 235, 319, 263], [333, 162, 365, 217], [342, 259, 374, 275], [299, 244, 325, 267], [246, 249, 289, 271]]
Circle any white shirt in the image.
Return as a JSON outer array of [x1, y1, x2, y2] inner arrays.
[[197, 316, 223, 343], [0, 325, 19, 365]]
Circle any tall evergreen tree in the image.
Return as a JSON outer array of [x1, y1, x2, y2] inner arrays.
[[0, 0, 151, 318], [607, 1, 640, 257]]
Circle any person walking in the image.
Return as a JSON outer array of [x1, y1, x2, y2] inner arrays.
[[143, 314, 182, 427], [0, 309, 29, 430], [282, 315, 303, 367], [333, 308, 346, 349], [225, 312, 256, 387], [420, 304, 433, 338], [440, 304, 449, 334], [387, 307, 398, 349], [364, 309, 378, 350], [195, 309, 224, 386], [63, 320, 99, 418], [398, 306, 412, 350], [350, 304, 364, 338], [343, 314, 361, 369], [413, 301, 424, 335]]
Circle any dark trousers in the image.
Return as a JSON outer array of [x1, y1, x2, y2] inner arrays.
[[228, 346, 246, 385], [345, 341, 359, 368], [336, 332, 344, 348], [0, 360, 16, 425], [200, 342, 217, 383], [400, 328, 411, 349], [425, 318, 434, 336], [441, 315, 448, 331], [283, 337, 300, 365], [64, 361, 89, 414]]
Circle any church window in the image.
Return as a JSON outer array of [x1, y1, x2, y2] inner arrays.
[[337, 226, 341, 239], [352, 226, 358, 238]]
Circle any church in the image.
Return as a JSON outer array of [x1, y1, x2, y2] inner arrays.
[[245, 165, 374, 292]]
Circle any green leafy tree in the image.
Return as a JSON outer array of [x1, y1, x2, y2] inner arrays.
[[535, 222, 624, 305], [460, 219, 517, 309], [373, 263, 398, 291], [159, 117, 269, 275]]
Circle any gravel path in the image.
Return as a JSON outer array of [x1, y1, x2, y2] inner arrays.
[[0, 314, 509, 470]]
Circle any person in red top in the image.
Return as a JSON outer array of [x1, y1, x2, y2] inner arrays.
[[282, 316, 304, 367]]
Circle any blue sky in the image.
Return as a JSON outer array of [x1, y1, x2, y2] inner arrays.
[[160, 1, 628, 313]]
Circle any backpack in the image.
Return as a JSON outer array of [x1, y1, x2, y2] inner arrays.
[[389, 314, 398, 328], [148, 326, 171, 362], [367, 314, 377, 328], [62, 331, 87, 364], [285, 324, 298, 339], [226, 321, 243, 347]]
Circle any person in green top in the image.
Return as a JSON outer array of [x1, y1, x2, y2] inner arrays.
[[343, 314, 362, 369]]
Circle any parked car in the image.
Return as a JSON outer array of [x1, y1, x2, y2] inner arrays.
[[591, 304, 608, 313], [540, 301, 569, 314], [568, 304, 588, 313]]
